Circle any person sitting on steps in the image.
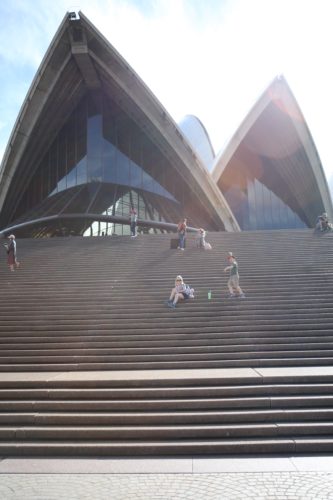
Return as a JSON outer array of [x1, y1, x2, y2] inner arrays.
[[196, 228, 212, 250], [316, 212, 332, 232], [167, 275, 194, 308], [197, 228, 206, 249]]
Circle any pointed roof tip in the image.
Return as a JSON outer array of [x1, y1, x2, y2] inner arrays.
[[274, 74, 287, 87], [258, 74, 297, 107], [67, 11, 79, 20], [266, 74, 289, 93], [269, 75, 300, 102]]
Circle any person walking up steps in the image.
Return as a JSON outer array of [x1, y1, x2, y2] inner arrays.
[[224, 252, 245, 299]]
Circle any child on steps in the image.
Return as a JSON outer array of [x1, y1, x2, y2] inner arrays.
[[224, 252, 245, 299]]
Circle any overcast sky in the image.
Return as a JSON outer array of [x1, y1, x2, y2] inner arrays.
[[1, 0, 333, 196]]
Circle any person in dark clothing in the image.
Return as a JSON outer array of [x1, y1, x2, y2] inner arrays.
[[130, 208, 138, 238]]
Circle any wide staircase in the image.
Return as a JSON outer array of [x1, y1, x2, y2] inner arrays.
[[0, 229, 333, 455]]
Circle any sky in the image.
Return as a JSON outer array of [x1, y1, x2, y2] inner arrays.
[[1, 0, 333, 196]]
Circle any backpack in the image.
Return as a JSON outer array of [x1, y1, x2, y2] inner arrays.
[[185, 284, 195, 298]]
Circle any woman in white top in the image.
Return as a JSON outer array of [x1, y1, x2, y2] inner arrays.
[[198, 228, 206, 249], [167, 275, 194, 308]]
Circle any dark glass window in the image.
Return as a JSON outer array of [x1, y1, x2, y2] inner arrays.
[[76, 98, 87, 163], [40, 157, 49, 201], [67, 113, 76, 175], [76, 157, 88, 186], [224, 171, 306, 230], [57, 128, 67, 192], [49, 143, 58, 193], [87, 115, 103, 182]]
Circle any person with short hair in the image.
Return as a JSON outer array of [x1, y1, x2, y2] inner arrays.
[[167, 275, 194, 308], [224, 252, 245, 299], [4, 234, 20, 272]]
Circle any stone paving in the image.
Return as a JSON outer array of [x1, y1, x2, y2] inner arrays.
[[1, 472, 333, 499]]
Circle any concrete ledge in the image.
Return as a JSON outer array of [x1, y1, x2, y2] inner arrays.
[[2, 366, 333, 388], [0, 368, 262, 388], [1, 455, 333, 474]]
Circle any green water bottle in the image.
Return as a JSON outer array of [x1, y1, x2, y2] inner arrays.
[[208, 289, 212, 300]]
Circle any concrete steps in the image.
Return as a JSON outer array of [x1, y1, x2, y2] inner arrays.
[[1, 369, 333, 455], [0, 228, 333, 454]]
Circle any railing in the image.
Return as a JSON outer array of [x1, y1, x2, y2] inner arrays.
[[0, 213, 200, 237]]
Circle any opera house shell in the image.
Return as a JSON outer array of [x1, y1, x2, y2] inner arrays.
[[0, 12, 331, 237], [212, 76, 333, 231]]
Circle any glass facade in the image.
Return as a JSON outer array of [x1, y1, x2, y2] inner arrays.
[[3, 83, 317, 238], [224, 176, 306, 230], [85, 190, 165, 237], [12, 92, 197, 236]]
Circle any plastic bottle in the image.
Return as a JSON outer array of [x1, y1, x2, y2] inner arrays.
[[208, 289, 212, 300]]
